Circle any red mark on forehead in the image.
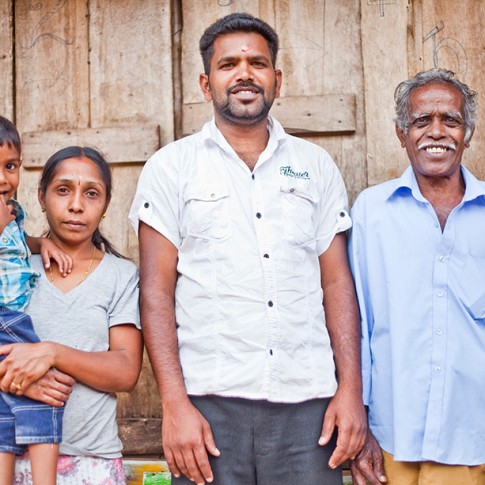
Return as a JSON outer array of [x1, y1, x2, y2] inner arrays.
[[241, 44, 250, 53]]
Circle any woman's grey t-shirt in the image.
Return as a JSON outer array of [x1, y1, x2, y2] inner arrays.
[[27, 253, 140, 458]]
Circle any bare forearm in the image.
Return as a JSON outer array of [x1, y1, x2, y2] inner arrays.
[[47, 340, 141, 392], [139, 222, 188, 409], [141, 290, 189, 408], [324, 279, 362, 391], [320, 233, 362, 391]]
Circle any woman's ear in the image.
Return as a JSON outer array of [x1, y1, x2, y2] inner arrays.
[[38, 187, 46, 212]]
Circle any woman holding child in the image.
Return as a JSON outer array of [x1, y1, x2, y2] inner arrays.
[[0, 146, 142, 484]]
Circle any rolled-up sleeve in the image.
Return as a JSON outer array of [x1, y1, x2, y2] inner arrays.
[[129, 147, 181, 248]]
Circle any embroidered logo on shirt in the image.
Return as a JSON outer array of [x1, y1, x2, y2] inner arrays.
[[279, 166, 310, 180]]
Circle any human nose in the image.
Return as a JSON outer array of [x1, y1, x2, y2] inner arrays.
[[68, 190, 83, 212], [427, 117, 446, 139], [236, 61, 253, 81]]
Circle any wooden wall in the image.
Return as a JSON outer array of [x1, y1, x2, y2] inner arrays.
[[1, 0, 484, 455]]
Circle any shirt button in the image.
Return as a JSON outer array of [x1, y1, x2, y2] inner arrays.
[[256, 212, 262, 219], [263, 254, 269, 258], [439, 256, 446, 262], [435, 366, 441, 373], [252, 174, 255, 180], [269, 349, 273, 355], [268, 300, 274, 307], [289, 188, 295, 193], [2, 238, 7, 243], [144, 202, 149, 208], [437, 291, 444, 297], [211, 193, 215, 198], [436, 329, 443, 335]]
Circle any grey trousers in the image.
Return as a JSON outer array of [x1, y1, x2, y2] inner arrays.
[[172, 395, 341, 485]]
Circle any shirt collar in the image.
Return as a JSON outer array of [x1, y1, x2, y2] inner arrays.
[[387, 165, 485, 203], [201, 116, 287, 155]]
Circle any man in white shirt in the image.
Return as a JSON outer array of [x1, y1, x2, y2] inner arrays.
[[130, 12, 366, 485]]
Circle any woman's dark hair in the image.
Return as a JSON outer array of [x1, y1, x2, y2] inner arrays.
[[0, 116, 21, 153], [40, 146, 125, 258], [199, 12, 279, 74]]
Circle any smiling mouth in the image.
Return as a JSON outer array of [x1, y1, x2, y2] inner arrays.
[[419, 143, 456, 154], [229, 83, 262, 96]]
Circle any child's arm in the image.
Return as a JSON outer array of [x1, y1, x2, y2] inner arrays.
[[0, 198, 16, 234], [25, 236, 72, 276]]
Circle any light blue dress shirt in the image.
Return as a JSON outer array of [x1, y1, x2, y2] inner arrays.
[[349, 166, 485, 465]]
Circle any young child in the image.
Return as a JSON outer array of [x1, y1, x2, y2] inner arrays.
[[0, 116, 72, 484]]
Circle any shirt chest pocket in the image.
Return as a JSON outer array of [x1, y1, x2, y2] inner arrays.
[[182, 184, 232, 241], [280, 184, 319, 245]]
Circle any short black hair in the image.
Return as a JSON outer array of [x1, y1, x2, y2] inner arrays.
[[199, 12, 279, 74], [0, 116, 21, 154]]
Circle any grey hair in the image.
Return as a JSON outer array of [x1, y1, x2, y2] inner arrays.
[[394, 68, 478, 141]]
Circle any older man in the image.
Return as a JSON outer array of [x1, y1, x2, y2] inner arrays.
[[349, 68, 485, 485]]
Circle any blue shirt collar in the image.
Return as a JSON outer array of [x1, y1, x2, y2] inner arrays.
[[387, 165, 485, 203]]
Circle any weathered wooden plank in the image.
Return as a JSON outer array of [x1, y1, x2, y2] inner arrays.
[[118, 418, 162, 456], [419, 0, 485, 180], [183, 94, 355, 136], [0, 0, 13, 119], [15, 0, 90, 131], [21, 125, 161, 167], [89, 0, 174, 147], [322, 0, 367, 204], [274, 0, 325, 97], [360, 0, 410, 185]]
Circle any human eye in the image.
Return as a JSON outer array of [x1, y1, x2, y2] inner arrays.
[[412, 116, 429, 127], [219, 62, 235, 70], [5, 161, 20, 171], [56, 186, 70, 195], [86, 189, 100, 198], [445, 115, 462, 126]]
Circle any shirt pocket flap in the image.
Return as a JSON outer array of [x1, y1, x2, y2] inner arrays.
[[184, 184, 229, 203], [279, 184, 319, 203]]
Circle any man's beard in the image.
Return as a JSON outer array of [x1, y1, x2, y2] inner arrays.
[[212, 81, 275, 126]]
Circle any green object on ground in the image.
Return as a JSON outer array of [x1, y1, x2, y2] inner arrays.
[[143, 471, 171, 485]]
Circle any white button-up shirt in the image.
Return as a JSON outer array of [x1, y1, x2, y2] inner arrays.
[[130, 117, 351, 403]]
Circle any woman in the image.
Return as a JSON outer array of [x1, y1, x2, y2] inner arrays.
[[0, 146, 142, 484]]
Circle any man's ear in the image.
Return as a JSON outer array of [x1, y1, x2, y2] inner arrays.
[[465, 127, 475, 148], [275, 69, 282, 99], [199, 73, 212, 102], [395, 124, 407, 148]]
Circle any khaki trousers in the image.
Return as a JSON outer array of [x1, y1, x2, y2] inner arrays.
[[382, 450, 485, 485]]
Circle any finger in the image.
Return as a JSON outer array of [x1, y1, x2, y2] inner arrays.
[[194, 443, 214, 483], [373, 449, 387, 483], [164, 449, 181, 479], [346, 426, 366, 461], [319, 409, 336, 447], [350, 464, 369, 485], [184, 449, 206, 485], [65, 255, 73, 274], [172, 448, 190, 481], [328, 427, 351, 469], [0, 344, 13, 357], [203, 425, 220, 458], [52, 369, 76, 386]]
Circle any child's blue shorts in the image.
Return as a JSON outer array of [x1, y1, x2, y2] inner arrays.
[[0, 307, 64, 455]]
